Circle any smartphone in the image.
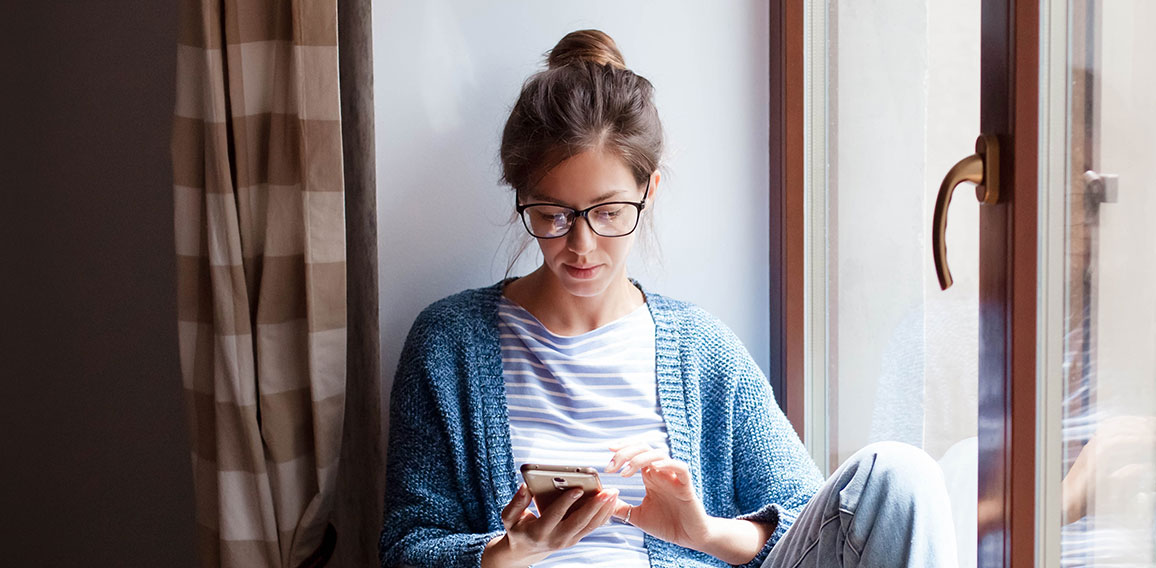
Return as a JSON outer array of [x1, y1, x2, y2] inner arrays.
[[520, 463, 602, 512]]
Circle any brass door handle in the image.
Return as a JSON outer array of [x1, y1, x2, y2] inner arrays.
[[933, 134, 1000, 290]]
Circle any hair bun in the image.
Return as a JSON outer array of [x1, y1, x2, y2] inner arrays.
[[546, 29, 627, 70]]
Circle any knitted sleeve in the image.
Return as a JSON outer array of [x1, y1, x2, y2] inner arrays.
[[378, 310, 502, 568], [730, 342, 823, 567]]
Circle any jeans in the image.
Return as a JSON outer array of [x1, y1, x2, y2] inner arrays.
[[762, 441, 958, 568]]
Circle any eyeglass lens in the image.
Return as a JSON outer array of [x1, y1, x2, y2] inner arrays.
[[522, 203, 640, 238]]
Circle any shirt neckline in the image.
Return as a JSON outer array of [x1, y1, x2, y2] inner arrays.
[[497, 295, 651, 340]]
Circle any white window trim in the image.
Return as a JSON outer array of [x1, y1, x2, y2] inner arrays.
[[802, 0, 831, 475], [1037, 0, 1069, 564]]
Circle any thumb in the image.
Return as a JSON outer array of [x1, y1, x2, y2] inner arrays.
[[502, 485, 532, 529]]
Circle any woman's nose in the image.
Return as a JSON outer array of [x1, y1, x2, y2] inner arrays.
[[566, 216, 598, 255]]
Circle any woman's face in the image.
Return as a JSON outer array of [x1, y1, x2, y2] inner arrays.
[[524, 149, 655, 299]]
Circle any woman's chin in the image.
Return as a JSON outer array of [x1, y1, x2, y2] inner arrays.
[[555, 269, 614, 298], [559, 278, 611, 299]]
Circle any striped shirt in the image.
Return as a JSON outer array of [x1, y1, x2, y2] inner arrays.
[[498, 296, 669, 567]]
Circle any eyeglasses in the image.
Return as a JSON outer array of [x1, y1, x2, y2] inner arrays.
[[516, 181, 649, 239]]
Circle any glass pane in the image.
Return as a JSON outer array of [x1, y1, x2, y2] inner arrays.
[[822, 2, 979, 566], [1059, 1, 1156, 564]]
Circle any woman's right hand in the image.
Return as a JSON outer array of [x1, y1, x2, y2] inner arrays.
[[481, 484, 620, 568]]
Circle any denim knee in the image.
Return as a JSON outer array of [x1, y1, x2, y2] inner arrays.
[[764, 442, 957, 568], [842, 441, 949, 517], [870, 441, 942, 488], [844, 442, 957, 564]]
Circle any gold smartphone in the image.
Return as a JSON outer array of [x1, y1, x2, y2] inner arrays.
[[519, 463, 602, 513]]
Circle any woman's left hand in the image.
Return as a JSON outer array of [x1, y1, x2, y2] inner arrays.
[[606, 442, 773, 564], [605, 442, 711, 550]]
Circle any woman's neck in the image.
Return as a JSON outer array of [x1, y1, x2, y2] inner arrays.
[[503, 267, 644, 336]]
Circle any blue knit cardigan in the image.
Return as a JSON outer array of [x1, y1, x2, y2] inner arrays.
[[379, 281, 822, 568]]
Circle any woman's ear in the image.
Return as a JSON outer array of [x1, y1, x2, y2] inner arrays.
[[647, 171, 661, 202]]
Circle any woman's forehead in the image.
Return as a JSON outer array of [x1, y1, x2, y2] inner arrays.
[[526, 188, 631, 205], [529, 150, 639, 204]]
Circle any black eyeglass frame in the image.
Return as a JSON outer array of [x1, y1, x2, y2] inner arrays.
[[515, 179, 650, 239]]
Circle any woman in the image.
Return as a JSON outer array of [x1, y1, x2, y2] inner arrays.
[[379, 30, 957, 568]]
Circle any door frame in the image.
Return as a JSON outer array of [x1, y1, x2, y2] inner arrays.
[[768, 0, 806, 441], [770, 1, 1042, 565], [977, 0, 1038, 565]]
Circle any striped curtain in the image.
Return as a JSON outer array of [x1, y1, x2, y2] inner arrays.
[[171, 0, 347, 566]]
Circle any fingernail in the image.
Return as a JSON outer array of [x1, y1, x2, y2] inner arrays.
[[607, 459, 615, 469], [572, 490, 584, 499]]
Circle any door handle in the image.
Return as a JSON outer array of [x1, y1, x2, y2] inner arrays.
[[932, 134, 1000, 290], [1083, 169, 1119, 205]]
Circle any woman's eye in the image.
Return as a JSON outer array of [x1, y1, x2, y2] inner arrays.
[[594, 207, 622, 220]]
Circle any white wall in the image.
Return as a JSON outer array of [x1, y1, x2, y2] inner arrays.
[[372, 1, 771, 425]]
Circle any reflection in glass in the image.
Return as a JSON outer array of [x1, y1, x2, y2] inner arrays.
[[1059, 1, 1156, 565]]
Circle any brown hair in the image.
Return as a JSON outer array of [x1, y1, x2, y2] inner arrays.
[[499, 29, 664, 197]]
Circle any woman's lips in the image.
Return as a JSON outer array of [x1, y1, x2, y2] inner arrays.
[[564, 264, 601, 280]]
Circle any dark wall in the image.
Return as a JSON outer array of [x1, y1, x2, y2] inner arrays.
[[1, 1, 196, 565]]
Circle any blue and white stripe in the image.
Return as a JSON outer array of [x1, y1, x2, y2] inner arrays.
[[499, 297, 668, 567]]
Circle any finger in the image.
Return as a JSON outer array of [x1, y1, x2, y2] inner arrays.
[[607, 444, 655, 473], [640, 468, 681, 493], [582, 490, 619, 532], [641, 463, 690, 494], [558, 489, 616, 536], [538, 488, 585, 530], [607, 443, 652, 472], [501, 485, 532, 529], [620, 448, 669, 477], [647, 458, 692, 485]]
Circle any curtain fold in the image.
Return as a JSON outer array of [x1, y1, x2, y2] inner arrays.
[[172, 0, 347, 565]]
